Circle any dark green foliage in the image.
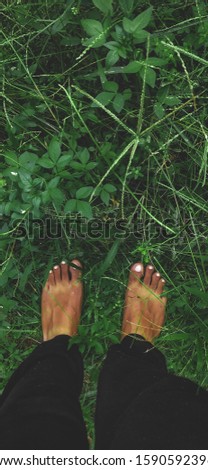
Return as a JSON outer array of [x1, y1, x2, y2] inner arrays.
[[1, 0, 208, 443]]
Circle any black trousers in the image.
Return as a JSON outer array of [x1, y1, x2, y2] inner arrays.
[[0, 334, 208, 450]]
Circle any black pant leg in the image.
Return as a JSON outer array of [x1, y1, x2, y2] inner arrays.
[[95, 334, 167, 449], [95, 334, 208, 449], [0, 335, 89, 450]]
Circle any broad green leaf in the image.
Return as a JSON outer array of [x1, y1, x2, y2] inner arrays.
[[154, 102, 165, 119], [163, 333, 190, 341], [106, 50, 120, 67], [64, 199, 77, 213], [81, 19, 103, 37], [48, 177, 60, 189], [133, 30, 149, 42], [18, 170, 32, 186], [146, 57, 167, 66], [101, 189, 110, 205], [164, 96, 181, 106], [123, 7, 152, 34], [86, 162, 98, 170], [113, 93, 125, 113], [42, 190, 50, 204], [37, 158, 54, 169], [19, 152, 38, 172], [70, 161, 84, 171], [48, 137, 61, 163], [103, 183, 117, 192], [92, 0, 113, 15], [57, 154, 73, 169], [123, 61, 142, 73], [49, 188, 65, 204], [77, 200, 93, 219], [140, 67, 156, 88], [132, 6, 153, 31], [76, 186, 93, 199], [4, 150, 18, 168], [79, 149, 90, 165], [103, 81, 119, 93], [91, 91, 115, 107], [119, 0, 134, 16]]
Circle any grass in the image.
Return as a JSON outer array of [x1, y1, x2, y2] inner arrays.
[[1, 0, 208, 446]]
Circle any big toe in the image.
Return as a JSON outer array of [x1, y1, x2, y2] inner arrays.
[[69, 259, 83, 282], [129, 262, 144, 283]]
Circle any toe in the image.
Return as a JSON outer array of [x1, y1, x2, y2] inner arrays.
[[53, 265, 61, 283], [60, 261, 70, 282], [129, 262, 144, 283], [46, 269, 55, 288], [143, 264, 154, 286], [157, 278, 166, 294], [69, 259, 83, 282], [151, 272, 161, 290]]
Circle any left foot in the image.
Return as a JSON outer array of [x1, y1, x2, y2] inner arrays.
[[41, 260, 83, 341]]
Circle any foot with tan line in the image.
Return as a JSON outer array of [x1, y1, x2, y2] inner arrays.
[[121, 262, 167, 344], [41, 259, 83, 341]]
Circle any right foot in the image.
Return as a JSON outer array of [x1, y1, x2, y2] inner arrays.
[[121, 262, 167, 343]]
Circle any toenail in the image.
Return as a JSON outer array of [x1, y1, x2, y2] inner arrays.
[[162, 279, 165, 283], [134, 264, 143, 272], [54, 265, 59, 269], [61, 261, 66, 264], [148, 265, 154, 269], [156, 272, 160, 276], [49, 270, 53, 273]]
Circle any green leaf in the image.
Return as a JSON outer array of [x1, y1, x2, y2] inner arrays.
[[79, 149, 90, 165], [70, 161, 84, 171], [154, 102, 165, 119], [76, 186, 93, 199], [98, 239, 122, 275], [100, 189, 110, 205], [119, 0, 134, 16], [64, 199, 77, 213], [81, 19, 103, 37], [92, 0, 113, 15], [19, 263, 33, 292], [103, 81, 119, 93], [49, 188, 65, 204], [4, 150, 18, 168], [133, 30, 149, 42], [146, 57, 167, 66], [103, 183, 117, 193], [48, 177, 60, 189], [19, 152, 38, 172], [18, 170, 32, 186], [164, 96, 181, 106], [106, 49, 120, 67], [113, 93, 125, 113], [57, 154, 73, 169], [86, 162, 98, 170], [48, 137, 61, 163], [123, 61, 142, 73], [92, 91, 115, 107], [77, 200, 93, 219], [42, 190, 50, 204], [123, 7, 153, 33], [140, 67, 156, 88], [37, 158, 54, 169]]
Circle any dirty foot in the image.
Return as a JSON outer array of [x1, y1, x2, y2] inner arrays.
[[41, 260, 83, 341], [121, 262, 167, 343]]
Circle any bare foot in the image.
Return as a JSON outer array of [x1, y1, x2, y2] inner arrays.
[[121, 262, 167, 343], [41, 260, 83, 341]]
